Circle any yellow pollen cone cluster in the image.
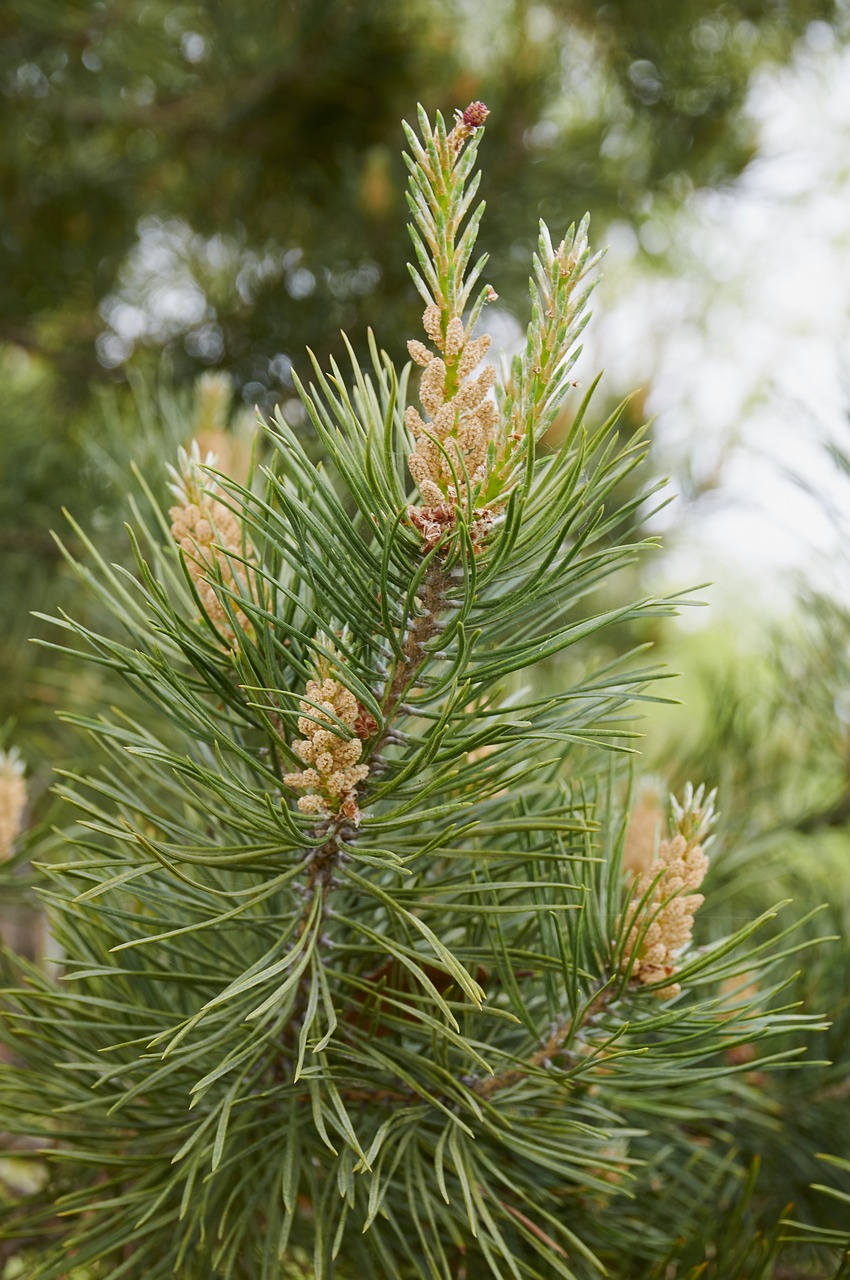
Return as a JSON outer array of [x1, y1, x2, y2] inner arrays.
[[620, 785, 714, 999], [403, 101, 506, 551], [0, 748, 26, 860], [406, 309, 497, 525], [168, 441, 256, 646], [284, 677, 371, 825]]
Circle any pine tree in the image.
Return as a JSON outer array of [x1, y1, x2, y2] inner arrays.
[[0, 104, 831, 1280]]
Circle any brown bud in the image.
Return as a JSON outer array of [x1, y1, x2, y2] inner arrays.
[[354, 705, 379, 740]]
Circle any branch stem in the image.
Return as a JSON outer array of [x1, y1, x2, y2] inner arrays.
[[372, 561, 450, 755], [471, 983, 613, 1099]]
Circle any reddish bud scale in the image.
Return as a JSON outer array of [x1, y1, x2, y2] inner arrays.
[[354, 706, 379, 739], [462, 101, 489, 128]]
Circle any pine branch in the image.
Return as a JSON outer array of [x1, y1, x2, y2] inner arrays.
[[0, 99, 830, 1280]]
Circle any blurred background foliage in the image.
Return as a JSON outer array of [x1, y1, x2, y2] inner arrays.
[[2, 0, 846, 759], [4, 0, 841, 394], [4, 2, 850, 1272]]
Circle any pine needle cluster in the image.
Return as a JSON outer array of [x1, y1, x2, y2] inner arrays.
[[0, 105, 828, 1280]]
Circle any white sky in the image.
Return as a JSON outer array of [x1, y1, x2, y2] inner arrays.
[[580, 28, 850, 615]]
